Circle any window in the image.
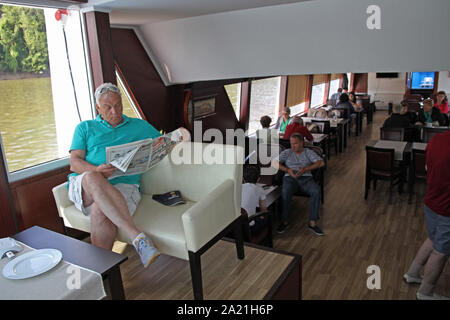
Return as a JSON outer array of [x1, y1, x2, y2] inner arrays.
[[224, 83, 241, 120], [310, 74, 328, 108], [0, 5, 92, 177], [248, 77, 281, 134], [116, 72, 142, 119], [328, 78, 340, 99]]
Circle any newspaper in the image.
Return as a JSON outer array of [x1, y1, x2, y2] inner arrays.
[[106, 129, 183, 178]]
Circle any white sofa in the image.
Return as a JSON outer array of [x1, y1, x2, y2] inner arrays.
[[52, 142, 244, 299]]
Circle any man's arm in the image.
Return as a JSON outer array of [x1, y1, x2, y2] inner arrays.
[[70, 149, 116, 178], [272, 159, 297, 178], [295, 159, 325, 177]]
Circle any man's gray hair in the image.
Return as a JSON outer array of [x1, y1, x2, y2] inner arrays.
[[94, 83, 121, 104], [290, 133, 303, 142]]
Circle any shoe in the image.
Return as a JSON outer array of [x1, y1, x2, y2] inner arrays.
[[403, 273, 423, 284], [276, 223, 289, 234], [133, 233, 160, 268], [416, 291, 450, 300], [308, 224, 324, 236]]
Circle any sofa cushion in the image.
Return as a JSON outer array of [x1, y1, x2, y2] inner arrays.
[[60, 194, 196, 260]]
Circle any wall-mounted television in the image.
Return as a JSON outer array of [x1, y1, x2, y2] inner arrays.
[[376, 73, 398, 78], [411, 72, 435, 90]]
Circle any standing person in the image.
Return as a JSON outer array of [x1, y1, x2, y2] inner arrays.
[[403, 130, 450, 300], [434, 91, 448, 115], [68, 82, 188, 268], [256, 115, 279, 144], [416, 98, 445, 126], [275, 107, 292, 133], [271, 133, 325, 235]]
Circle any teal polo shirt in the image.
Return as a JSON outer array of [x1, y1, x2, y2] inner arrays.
[[68, 114, 161, 186]]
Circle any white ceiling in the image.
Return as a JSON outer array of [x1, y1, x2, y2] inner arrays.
[[83, 0, 313, 25]]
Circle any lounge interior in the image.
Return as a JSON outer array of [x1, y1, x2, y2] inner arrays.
[[0, 0, 449, 300]]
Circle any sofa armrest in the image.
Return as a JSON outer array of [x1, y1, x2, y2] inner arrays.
[[52, 182, 72, 217], [182, 179, 237, 252]]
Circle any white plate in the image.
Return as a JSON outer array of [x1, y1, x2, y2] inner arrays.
[[2, 249, 62, 280]]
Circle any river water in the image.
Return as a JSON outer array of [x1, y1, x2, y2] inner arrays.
[[0, 77, 138, 173]]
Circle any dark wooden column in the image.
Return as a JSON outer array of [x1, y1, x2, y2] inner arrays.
[[0, 142, 18, 237], [84, 11, 116, 90], [239, 81, 251, 131]]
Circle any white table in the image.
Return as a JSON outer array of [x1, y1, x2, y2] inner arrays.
[[374, 140, 408, 161]]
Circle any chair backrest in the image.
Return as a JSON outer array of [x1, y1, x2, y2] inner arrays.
[[412, 149, 426, 178], [380, 127, 405, 141], [442, 113, 450, 126], [278, 138, 291, 149], [311, 119, 331, 134], [422, 127, 448, 143], [366, 146, 395, 172]]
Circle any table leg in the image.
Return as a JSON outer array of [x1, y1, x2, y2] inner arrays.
[[343, 122, 348, 149], [105, 265, 126, 300]]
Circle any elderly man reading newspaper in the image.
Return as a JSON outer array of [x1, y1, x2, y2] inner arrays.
[[67, 82, 189, 268]]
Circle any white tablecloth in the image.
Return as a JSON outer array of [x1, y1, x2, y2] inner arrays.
[[412, 142, 427, 151], [0, 242, 106, 300], [374, 140, 407, 161]]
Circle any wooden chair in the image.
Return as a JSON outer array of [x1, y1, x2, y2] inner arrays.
[[312, 119, 338, 157], [408, 148, 426, 204], [422, 127, 448, 143], [240, 208, 273, 248], [380, 127, 405, 141], [365, 146, 403, 204]]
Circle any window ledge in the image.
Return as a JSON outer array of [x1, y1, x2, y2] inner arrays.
[[8, 157, 70, 183]]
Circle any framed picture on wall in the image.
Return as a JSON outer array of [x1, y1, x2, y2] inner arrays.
[[193, 95, 216, 119]]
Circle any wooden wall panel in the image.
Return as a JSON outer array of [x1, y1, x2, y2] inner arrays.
[[331, 73, 341, 80], [313, 74, 329, 85], [10, 167, 69, 234], [286, 75, 308, 107], [111, 28, 182, 132], [0, 145, 18, 237]]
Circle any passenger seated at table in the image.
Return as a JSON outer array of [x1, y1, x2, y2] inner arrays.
[[434, 91, 448, 115], [274, 107, 292, 133], [348, 92, 363, 111], [335, 93, 355, 120], [399, 100, 417, 124], [241, 166, 269, 235], [382, 104, 413, 128], [416, 98, 446, 126], [271, 133, 325, 236], [284, 116, 314, 142], [256, 115, 279, 144]]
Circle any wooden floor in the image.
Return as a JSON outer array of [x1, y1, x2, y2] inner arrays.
[[272, 110, 449, 299], [114, 110, 449, 300]]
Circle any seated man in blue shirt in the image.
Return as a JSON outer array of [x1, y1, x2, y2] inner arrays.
[[68, 82, 188, 268], [272, 133, 325, 235]]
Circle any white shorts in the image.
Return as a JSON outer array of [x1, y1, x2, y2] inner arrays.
[[68, 172, 141, 217]]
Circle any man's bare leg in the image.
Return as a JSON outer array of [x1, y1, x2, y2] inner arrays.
[[90, 202, 117, 250], [81, 171, 140, 242]]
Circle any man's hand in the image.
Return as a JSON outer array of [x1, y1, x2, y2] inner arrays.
[[96, 163, 116, 178], [295, 167, 307, 177], [287, 168, 297, 179], [177, 127, 191, 141]]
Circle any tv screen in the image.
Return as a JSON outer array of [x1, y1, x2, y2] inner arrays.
[[376, 73, 398, 78], [411, 72, 435, 90]]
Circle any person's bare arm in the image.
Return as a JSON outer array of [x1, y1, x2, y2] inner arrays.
[[259, 199, 268, 213], [272, 159, 296, 178], [295, 159, 325, 177], [70, 149, 116, 178]]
